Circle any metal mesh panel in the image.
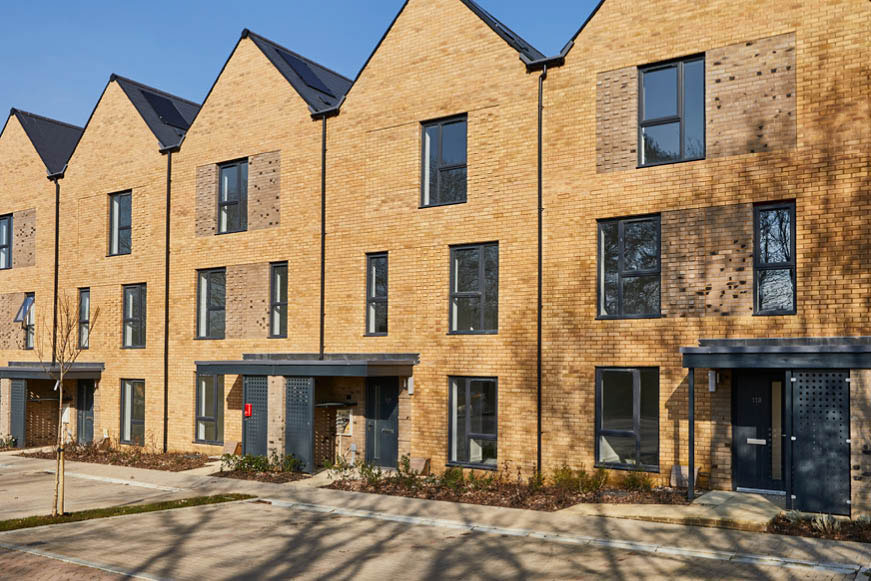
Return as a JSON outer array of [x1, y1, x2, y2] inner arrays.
[[285, 377, 314, 473], [242, 376, 268, 456], [792, 370, 850, 515], [10, 379, 25, 448]]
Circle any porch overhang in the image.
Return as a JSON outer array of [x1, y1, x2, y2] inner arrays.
[[681, 337, 871, 369], [195, 353, 418, 378], [0, 361, 105, 380]]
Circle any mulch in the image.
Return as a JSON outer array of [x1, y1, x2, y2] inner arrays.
[[327, 480, 689, 512], [21, 446, 210, 472], [767, 514, 871, 543], [213, 470, 310, 484]]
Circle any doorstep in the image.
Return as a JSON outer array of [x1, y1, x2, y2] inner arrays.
[[559, 490, 783, 532]]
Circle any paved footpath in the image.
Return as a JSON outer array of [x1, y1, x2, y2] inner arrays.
[[2, 455, 871, 579]]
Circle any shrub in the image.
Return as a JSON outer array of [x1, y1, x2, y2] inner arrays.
[[467, 470, 495, 491], [359, 462, 383, 487], [620, 471, 653, 492], [324, 456, 355, 480], [811, 514, 841, 535], [440, 467, 465, 491], [528, 471, 545, 492], [0, 434, 17, 449], [784, 510, 803, 524], [551, 465, 581, 491], [580, 468, 609, 493], [221, 454, 270, 473], [393, 455, 419, 488]]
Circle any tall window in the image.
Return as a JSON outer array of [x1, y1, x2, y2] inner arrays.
[[120, 379, 145, 446], [196, 374, 224, 444], [218, 160, 248, 234], [14, 293, 34, 350], [598, 215, 661, 318], [270, 262, 287, 338], [0, 214, 11, 269], [639, 56, 705, 166], [366, 253, 388, 336], [450, 243, 498, 333], [109, 191, 132, 255], [596, 368, 659, 471], [122, 284, 146, 348], [449, 377, 497, 468], [78, 288, 90, 349], [197, 268, 226, 339], [421, 116, 467, 206], [754, 201, 796, 315]]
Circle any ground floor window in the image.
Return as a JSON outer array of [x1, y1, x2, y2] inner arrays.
[[196, 374, 224, 444], [120, 379, 145, 446], [449, 376, 497, 468], [595, 367, 659, 470]]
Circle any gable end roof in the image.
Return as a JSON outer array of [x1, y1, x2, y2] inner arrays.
[[9, 109, 83, 175], [459, 0, 545, 61], [111, 75, 201, 149]]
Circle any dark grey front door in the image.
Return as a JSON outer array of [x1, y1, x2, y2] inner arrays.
[[10, 379, 25, 448], [285, 377, 314, 473], [365, 377, 398, 468], [733, 371, 785, 492], [242, 376, 268, 456], [792, 370, 850, 515], [77, 380, 95, 444]]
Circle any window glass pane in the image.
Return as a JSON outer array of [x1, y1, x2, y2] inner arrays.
[[483, 246, 498, 330], [454, 248, 479, 293], [757, 269, 794, 312], [196, 419, 207, 442], [469, 380, 496, 436], [124, 288, 138, 318], [0, 218, 8, 244], [599, 434, 637, 465], [198, 274, 208, 337], [273, 265, 287, 303], [453, 380, 467, 463], [240, 162, 248, 199], [757, 208, 791, 264], [122, 382, 132, 442], [441, 121, 467, 166], [423, 126, 438, 205], [623, 220, 659, 271], [683, 59, 705, 159], [469, 438, 497, 466], [118, 194, 131, 228], [452, 297, 481, 332], [215, 378, 224, 441], [80, 324, 89, 348], [209, 309, 225, 338], [272, 304, 287, 336], [370, 257, 387, 298], [599, 222, 619, 315], [439, 167, 467, 204], [0, 247, 8, 269], [622, 275, 660, 316], [639, 369, 659, 467], [80, 291, 90, 319], [642, 66, 678, 120], [220, 165, 239, 201], [209, 273, 225, 309], [124, 321, 134, 346], [200, 376, 215, 417], [118, 228, 131, 255], [601, 370, 634, 431], [131, 422, 145, 446], [369, 302, 387, 334], [641, 122, 681, 165], [133, 382, 145, 421], [220, 204, 241, 233]]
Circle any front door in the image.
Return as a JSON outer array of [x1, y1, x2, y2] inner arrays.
[[242, 376, 268, 456], [76, 380, 95, 444], [733, 371, 785, 492], [365, 377, 399, 468]]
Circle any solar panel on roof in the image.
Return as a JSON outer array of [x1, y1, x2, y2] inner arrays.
[[141, 90, 190, 130], [277, 50, 335, 98]]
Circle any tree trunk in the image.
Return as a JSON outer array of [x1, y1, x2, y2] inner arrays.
[[58, 373, 65, 515]]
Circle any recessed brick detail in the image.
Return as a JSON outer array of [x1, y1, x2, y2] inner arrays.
[[0, 291, 26, 350], [248, 151, 281, 231], [707, 32, 797, 158], [596, 66, 638, 173], [25, 380, 59, 447], [225, 262, 269, 339], [195, 164, 218, 237], [12, 208, 36, 268]]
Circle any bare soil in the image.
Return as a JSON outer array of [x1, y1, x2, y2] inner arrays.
[[21, 445, 210, 472], [768, 514, 871, 543], [213, 470, 310, 484], [327, 480, 689, 512]]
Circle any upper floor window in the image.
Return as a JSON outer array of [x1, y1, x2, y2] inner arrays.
[[270, 262, 287, 338], [366, 253, 388, 336], [639, 56, 704, 166], [754, 201, 796, 315], [79, 288, 90, 349], [422, 116, 467, 207], [122, 284, 146, 348], [218, 160, 248, 234], [14, 293, 34, 349], [109, 191, 132, 256], [598, 215, 661, 319], [197, 268, 226, 339], [450, 242, 498, 334], [0, 214, 11, 269]]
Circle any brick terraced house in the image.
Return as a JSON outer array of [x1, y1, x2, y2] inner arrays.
[[1, 0, 869, 516]]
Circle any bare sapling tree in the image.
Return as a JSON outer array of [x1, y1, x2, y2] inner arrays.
[[35, 291, 100, 516]]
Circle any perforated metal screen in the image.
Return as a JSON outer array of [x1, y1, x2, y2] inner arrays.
[[10, 379, 25, 448], [285, 377, 314, 473], [242, 376, 268, 456]]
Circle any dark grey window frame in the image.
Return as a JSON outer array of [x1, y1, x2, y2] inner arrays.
[[119, 378, 145, 446], [595, 367, 660, 472], [637, 55, 705, 168], [449, 242, 498, 335], [78, 288, 90, 350], [197, 268, 226, 340], [0, 214, 12, 269], [754, 201, 797, 316], [217, 159, 248, 235], [269, 262, 288, 338], [420, 114, 468, 208], [365, 252, 388, 337], [597, 214, 661, 319], [122, 284, 146, 349], [447, 376, 498, 471], [108, 190, 132, 256], [15, 292, 34, 350], [195, 374, 224, 445]]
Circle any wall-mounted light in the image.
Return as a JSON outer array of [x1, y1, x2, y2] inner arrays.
[[407, 377, 414, 395], [708, 370, 719, 392]]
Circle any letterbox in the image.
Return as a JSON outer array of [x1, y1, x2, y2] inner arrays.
[[244, 403, 252, 417]]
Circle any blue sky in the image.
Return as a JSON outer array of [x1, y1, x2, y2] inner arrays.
[[1, 1, 600, 127]]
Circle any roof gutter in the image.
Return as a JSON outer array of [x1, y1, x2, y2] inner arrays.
[[310, 95, 345, 120], [522, 42, 573, 71]]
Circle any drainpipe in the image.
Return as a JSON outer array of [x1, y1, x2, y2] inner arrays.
[[46, 170, 65, 365], [318, 116, 327, 361], [159, 146, 176, 453]]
